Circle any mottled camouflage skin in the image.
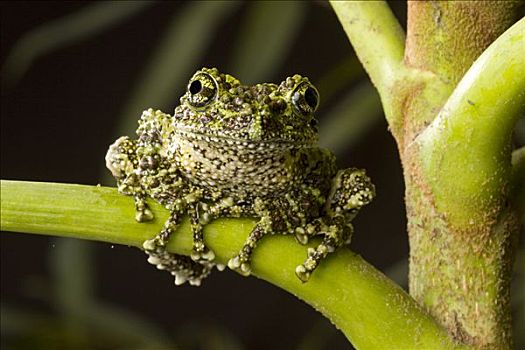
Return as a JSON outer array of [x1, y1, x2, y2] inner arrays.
[[106, 68, 375, 286]]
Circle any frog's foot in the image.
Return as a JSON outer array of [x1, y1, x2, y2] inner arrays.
[[328, 168, 375, 221], [143, 234, 213, 286], [227, 226, 266, 277], [295, 219, 351, 282], [145, 247, 213, 286], [295, 244, 332, 282], [142, 211, 213, 285], [227, 254, 252, 276], [105, 136, 136, 180]]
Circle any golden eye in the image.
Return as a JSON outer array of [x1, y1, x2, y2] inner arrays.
[[187, 72, 218, 107], [291, 82, 320, 116]]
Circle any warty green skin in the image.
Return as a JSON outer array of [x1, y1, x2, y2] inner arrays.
[[106, 67, 375, 286]]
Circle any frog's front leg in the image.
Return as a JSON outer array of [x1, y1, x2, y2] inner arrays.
[[326, 168, 375, 222], [227, 199, 292, 276], [295, 168, 375, 282], [188, 202, 215, 262], [188, 196, 240, 264], [227, 225, 266, 276]]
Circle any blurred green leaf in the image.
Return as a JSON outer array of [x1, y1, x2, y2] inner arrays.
[[1, 1, 153, 88], [319, 81, 382, 155], [295, 318, 338, 350], [1, 302, 175, 349], [79, 302, 175, 350], [1, 304, 49, 335], [51, 239, 93, 315], [384, 259, 408, 289], [173, 321, 243, 350], [315, 55, 364, 104], [229, 1, 306, 84], [50, 238, 94, 347], [115, 1, 240, 138]]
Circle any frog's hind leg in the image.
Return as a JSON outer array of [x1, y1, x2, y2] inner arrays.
[[227, 196, 308, 277], [187, 197, 240, 265], [143, 211, 212, 286], [106, 136, 154, 223], [295, 168, 375, 282], [327, 168, 375, 222]]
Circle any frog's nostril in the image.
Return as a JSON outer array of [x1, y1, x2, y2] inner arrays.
[[269, 98, 286, 114]]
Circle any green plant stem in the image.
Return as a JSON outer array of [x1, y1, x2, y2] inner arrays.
[[329, 0, 405, 126], [403, 12, 524, 350], [0, 180, 468, 350], [400, 1, 523, 139], [405, 1, 522, 89], [330, 2, 523, 348], [417, 17, 525, 227]]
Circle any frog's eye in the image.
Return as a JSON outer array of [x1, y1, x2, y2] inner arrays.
[[291, 82, 320, 116], [187, 72, 218, 107]]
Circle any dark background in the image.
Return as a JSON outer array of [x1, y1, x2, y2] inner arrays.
[[1, 2, 520, 350]]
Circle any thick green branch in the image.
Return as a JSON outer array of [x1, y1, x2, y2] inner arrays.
[[405, 1, 522, 87], [417, 17, 525, 226], [0, 180, 468, 350], [329, 0, 405, 126]]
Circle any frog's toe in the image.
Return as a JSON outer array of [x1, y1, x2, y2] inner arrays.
[[188, 278, 202, 287], [227, 256, 252, 276], [171, 271, 188, 286], [171, 270, 202, 286], [135, 208, 154, 222], [202, 249, 215, 261], [227, 255, 240, 269], [239, 262, 251, 276], [295, 264, 311, 283], [142, 238, 157, 251]]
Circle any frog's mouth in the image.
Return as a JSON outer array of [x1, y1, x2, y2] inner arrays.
[[173, 126, 316, 150]]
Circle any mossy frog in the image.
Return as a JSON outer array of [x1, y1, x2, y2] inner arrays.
[[106, 68, 375, 286]]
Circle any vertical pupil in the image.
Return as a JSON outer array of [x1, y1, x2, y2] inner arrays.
[[304, 87, 318, 108], [190, 80, 202, 94]]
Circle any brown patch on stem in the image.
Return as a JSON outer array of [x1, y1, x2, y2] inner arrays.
[[403, 142, 519, 349], [406, 1, 521, 86]]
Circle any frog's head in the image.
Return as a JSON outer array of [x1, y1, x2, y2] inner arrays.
[[173, 67, 320, 147]]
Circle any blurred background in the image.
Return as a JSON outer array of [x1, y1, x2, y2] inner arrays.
[[1, 1, 523, 349]]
